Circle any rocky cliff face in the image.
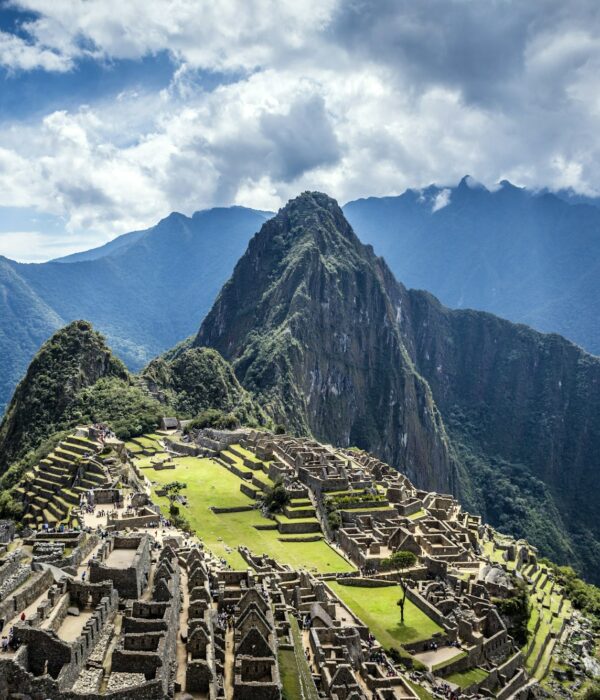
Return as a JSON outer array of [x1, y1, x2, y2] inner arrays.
[[195, 192, 457, 494], [403, 291, 600, 580], [195, 192, 600, 583]]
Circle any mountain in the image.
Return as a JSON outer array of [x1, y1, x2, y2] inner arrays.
[[52, 229, 147, 263], [0, 205, 270, 413], [141, 345, 268, 427], [0, 320, 129, 474], [196, 192, 457, 495], [0, 256, 64, 417], [195, 192, 600, 583], [343, 177, 600, 356]]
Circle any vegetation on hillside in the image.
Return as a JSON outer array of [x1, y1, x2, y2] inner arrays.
[[142, 346, 268, 428], [66, 377, 163, 440], [0, 320, 129, 473], [543, 561, 600, 629]]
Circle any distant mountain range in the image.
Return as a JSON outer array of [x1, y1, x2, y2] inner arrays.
[[344, 177, 600, 356], [2, 177, 600, 414], [0, 206, 270, 412]]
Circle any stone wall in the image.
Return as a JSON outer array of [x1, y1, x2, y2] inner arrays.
[[89, 535, 152, 599], [107, 513, 160, 530], [0, 568, 54, 627], [405, 586, 454, 633], [0, 657, 165, 699], [0, 550, 29, 602]]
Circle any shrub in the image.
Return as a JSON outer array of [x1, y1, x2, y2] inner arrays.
[[327, 511, 341, 531], [261, 480, 291, 514]]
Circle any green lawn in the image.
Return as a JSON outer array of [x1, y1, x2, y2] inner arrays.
[[407, 509, 426, 520], [328, 582, 443, 647], [406, 680, 433, 700], [445, 667, 488, 688], [230, 443, 261, 463], [149, 455, 353, 573]]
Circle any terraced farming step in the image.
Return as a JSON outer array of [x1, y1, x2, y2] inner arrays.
[[275, 514, 321, 534], [283, 504, 316, 519]]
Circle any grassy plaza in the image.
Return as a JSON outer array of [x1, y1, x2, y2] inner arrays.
[[146, 454, 353, 573]]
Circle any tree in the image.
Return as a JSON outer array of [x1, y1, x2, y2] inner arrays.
[[261, 480, 290, 514], [384, 550, 417, 624], [163, 481, 187, 514]]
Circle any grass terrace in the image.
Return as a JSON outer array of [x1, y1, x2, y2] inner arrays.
[[445, 667, 488, 689], [328, 581, 444, 647], [407, 509, 426, 521], [149, 455, 353, 573]]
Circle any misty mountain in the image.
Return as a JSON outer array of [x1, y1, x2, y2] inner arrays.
[[0, 206, 270, 412], [344, 177, 600, 356]]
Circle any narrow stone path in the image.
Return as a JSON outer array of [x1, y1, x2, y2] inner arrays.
[[175, 568, 189, 692], [224, 627, 235, 700]]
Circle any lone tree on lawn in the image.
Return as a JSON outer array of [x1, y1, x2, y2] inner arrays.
[[163, 481, 187, 514], [384, 550, 417, 624], [261, 479, 291, 514]]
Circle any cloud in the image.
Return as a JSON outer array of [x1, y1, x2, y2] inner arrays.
[[4, 0, 338, 71], [432, 188, 451, 212], [1, 1, 600, 260], [260, 95, 341, 181], [0, 230, 78, 261], [0, 29, 71, 71]]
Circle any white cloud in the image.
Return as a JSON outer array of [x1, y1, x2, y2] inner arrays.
[[0, 230, 80, 261], [0, 29, 71, 72], [1, 1, 600, 259], [6, 0, 338, 71], [432, 189, 451, 212]]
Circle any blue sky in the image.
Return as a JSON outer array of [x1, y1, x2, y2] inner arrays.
[[0, 0, 599, 261]]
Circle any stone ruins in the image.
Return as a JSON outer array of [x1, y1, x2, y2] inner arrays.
[[0, 425, 591, 699]]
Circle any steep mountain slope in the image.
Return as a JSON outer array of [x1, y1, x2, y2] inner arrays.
[[0, 320, 129, 473], [0, 257, 64, 416], [0, 206, 270, 412], [196, 192, 458, 495], [344, 178, 600, 355], [195, 192, 600, 583]]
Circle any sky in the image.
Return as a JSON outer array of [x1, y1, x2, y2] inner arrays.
[[0, 1, 599, 261]]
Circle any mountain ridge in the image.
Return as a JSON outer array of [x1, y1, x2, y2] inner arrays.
[[0, 205, 271, 412], [3, 178, 600, 415], [344, 179, 600, 357]]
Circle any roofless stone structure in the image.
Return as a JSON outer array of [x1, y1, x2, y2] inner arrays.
[[0, 425, 589, 699]]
